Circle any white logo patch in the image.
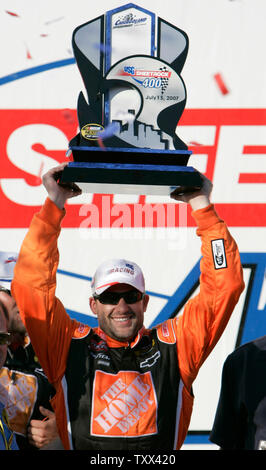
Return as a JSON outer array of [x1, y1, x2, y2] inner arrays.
[[211, 239, 227, 269]]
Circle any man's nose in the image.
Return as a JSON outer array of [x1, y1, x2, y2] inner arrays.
[[116, 297, 130, 311]]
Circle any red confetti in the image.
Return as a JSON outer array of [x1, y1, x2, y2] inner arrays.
[[4, 257, 17, 264], [35, 161, 44, 185], [97, 138, 106, 151], [62, 109, 75, 124], [188, 141, 203, 146], [5, 10, 20, 17], [214, 73, 229, 95], [25, 45, 32, 59]]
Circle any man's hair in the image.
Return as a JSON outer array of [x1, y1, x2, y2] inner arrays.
[[0, 286, 11, 297]]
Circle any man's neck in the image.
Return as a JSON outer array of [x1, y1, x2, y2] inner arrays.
[[95, 326, 146, 349]]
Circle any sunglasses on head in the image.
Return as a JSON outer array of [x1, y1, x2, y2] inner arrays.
[[94, 290, 145, 305], [0, 332, 11, 346]]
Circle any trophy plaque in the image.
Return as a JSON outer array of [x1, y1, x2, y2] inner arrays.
[[60, 3, 202, 195]]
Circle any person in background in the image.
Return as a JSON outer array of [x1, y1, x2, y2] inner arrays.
[[0, 286, 59, 449], [0, 299, 18, 450], [210, 335, 266, 450]]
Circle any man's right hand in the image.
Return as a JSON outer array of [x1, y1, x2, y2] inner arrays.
[[27, 407, 59, 449], [42, 163, 82, 209], [170, 173, 213, 212]]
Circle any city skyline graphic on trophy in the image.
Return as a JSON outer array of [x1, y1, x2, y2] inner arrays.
[[60, 3, 202, 196], [70, 3, 189, 154]]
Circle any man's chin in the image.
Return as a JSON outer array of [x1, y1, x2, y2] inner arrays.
[[111, 326, 139, 343]]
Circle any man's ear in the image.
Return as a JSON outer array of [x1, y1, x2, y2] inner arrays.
[[89, 297, 98, 316], [143, 294, 149, 312]]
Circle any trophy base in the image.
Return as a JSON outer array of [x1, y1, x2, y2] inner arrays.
[[59, 160, 202, 196]]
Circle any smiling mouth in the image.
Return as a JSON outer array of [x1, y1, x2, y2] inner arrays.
[[111, 315, 133, 323]]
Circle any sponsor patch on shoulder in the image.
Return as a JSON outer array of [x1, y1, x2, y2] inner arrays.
[[156, 320, 176, 344], [72, 323, 91, 339], [211, 239, 227, 269]]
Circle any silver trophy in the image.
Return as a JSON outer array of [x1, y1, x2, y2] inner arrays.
[[60, 3, 202, 195]]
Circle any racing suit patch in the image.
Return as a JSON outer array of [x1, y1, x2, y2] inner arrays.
[[91, 370, 158, 437], [0, 367, 38, 435], [211, 239, 227, 269], [156, 320, 176, 344]]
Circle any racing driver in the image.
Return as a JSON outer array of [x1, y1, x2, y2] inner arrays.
[[11, 163, 244, 450]]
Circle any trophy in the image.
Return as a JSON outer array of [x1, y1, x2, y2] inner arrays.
[[60, 3, 202, 195]]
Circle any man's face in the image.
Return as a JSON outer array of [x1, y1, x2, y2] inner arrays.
[[90, 283, 149, 342], [0, 291, 26, 335]]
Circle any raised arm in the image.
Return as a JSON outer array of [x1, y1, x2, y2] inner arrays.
[[171, 174, 245, 391], [11, 164, 83, 385]]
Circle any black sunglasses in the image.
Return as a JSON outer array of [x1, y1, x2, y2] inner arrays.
[[0, 332, 11, 345], [94, 290, 145, 305]]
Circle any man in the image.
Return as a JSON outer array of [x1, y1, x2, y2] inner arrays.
[[0, 287, 59, 449], [210, 336, 266, 450], [0, 300, 18, 450], [11, 162, 244, 450]]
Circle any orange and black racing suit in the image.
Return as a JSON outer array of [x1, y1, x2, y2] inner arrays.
[[11, 198, 244, 450]]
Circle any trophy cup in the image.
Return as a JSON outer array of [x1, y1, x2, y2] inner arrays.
[[59, 3, 202, 195]]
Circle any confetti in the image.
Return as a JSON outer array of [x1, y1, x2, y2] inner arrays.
[[26, 49, 32, 59], [97, 138, 106, 151], [35, 161, 44, 185], [97, 122, 121, 150], [93, 42, 112, 55], [44, 16, 64, 25], [213, 73, 229, 95], [24, 42, 32, 60], [114, 111, 135, 124], [4, 257, 17, 264], [98, 122, 120, 140], [188, 141, 203, 146], [5, 11, 20, 17], [62, 109, 75, 124]]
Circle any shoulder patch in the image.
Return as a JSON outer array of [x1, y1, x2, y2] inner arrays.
[[156, 320, 176, 344], [72, 322, 91, 339], [211, 239, 227, 269]]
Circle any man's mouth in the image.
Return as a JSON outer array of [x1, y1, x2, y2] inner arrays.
[[111, 315, 133, 323]]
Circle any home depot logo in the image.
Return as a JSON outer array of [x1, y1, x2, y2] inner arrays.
[[0, 367, 38, 435], [91, 370, 158, 437]]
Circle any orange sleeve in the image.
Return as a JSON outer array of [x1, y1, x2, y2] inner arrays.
[[11, 197, 80, 386], [173, 204, 245, 393]]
